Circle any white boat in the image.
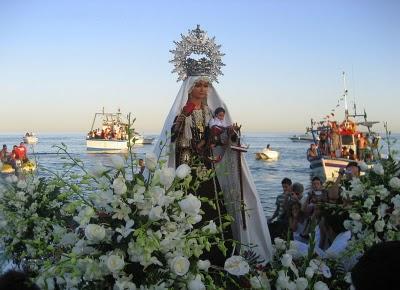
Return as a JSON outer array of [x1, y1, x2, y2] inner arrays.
[[255, 147, 280, 160], [23, 133, 38, 144], [307, 73, 380, 181], [289, 133, 318, 142], [86, 109, 153, 152]]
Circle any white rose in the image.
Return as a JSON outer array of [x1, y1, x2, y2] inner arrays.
[[295, 277, 308, 290], [202, 220, 217, 234], [159, 167, 175, 188], [314, 281, 329, 290], [145, 153, 158, 171], [391, 195, 400, 208], [280, 253, 293, 268], [106, 254, 125, 272], [276, 270, 290, 289], [113, 176, 127, 195], [372, 163, 384, 175], [179, 194, 201, 216], [148, 206, 163, 221], [111, 155, 125, 170], [224, 256, 250, 276], [358, 161, 369, 172], [305, 266, 314, 279], [374, 219, 385, 232], [389, 177, 400, 190], [170, 256, 190, 276], [274, 237, 287, 250], [188, 275, 205, 290], [349, 212, 361, 221], [197, 260, 211, 272], [85, 224, 106, 241], [176, 164, 191, 179]]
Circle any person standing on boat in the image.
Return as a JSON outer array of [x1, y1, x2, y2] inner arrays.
[[317, 132, 330, 156], [357, 133, 368, 161], [0, 144, 8, 163], [155, 25, 273, 265], [329, 121, 341, 158]]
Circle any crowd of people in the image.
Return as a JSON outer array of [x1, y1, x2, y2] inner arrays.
[[268, 162, 362, 267], [306, 119, 379, 163], [0, 143, 29, 169], [87, 125, 128, 141]]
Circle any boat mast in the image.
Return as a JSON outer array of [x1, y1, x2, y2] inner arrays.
[[343, 71, 349, 120]]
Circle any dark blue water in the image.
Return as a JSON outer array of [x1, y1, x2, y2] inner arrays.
[[1, 132, 398, 216]]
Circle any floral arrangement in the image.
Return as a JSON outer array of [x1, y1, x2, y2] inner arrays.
[[0, 139, 266, 289]]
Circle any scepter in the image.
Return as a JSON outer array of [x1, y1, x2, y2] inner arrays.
[[232, 124, 247, 230]]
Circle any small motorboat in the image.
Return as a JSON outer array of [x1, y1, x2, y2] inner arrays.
[[23, 133, 38, 144], [255, 145, 279, 160], [289, 133, 318, 143]]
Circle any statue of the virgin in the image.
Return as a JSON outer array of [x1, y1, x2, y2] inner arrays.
[[154, 25, 273, 265]]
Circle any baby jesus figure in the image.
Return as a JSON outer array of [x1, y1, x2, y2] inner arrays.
[[209, 107, 232, 147]]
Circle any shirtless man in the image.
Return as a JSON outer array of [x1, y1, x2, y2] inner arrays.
[[357, 133, 368, 161]]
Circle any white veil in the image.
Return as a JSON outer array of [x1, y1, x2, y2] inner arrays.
[[153, 76, 273, 263]]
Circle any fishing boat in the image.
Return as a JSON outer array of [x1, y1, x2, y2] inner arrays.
[[308, 73, 380, 181], [23, 133, 38, 144], [86, 109, 154, 152], [289, 133, 318, 143]]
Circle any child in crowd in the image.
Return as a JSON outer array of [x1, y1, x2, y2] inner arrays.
[[268, 178, 292, 239], [303, 177, 327, 216]]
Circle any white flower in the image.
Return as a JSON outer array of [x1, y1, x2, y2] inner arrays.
[[188, 275, 205, 290], [250, 272, 271, 289], [358, 161, 369, 171], [148, 206, 163, 221], [145, 153, 158, 171], [276, 270, 290, 289], [389, 177, 400, 190], [374, 219, 385, 232], [314, 281, 329, 290], [116, 219, 135, 242], [85, 224, 106, 242], [197, 260, 211, 272], [113, 176, 127, 195], [159, 167, 175, 188], [309, 259, 331, 278], [305, 267, 314, 279], [179, 194, 201, 216], [106, 254, 125, 272], [363, 198, 374, 209], [349, 212, 361, 221], [372, 163, 384, 175], [176, 164, 191, 179], [295, 277, 308, 290], [202, 220, 217, 234], [274, 237, 287, 250], [224, 256, 250, 276], [89, 162, 108, 177], [280, 253, 293, 268], [111, 155, 125, 170], [392, 195, 400, 208], [170, 256, 190, 276], [17, 180, 27, 189]]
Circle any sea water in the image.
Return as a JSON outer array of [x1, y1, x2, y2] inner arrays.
[[1, 132, 398, 217]]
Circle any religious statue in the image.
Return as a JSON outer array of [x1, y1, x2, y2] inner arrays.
[[153, 25, 273, 265]]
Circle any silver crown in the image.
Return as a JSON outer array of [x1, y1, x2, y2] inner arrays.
[[170, 25, 225, 82]]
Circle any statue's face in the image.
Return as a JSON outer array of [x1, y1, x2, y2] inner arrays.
[[190, 80, 209, 100]]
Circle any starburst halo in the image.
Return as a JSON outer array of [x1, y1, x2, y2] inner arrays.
[[170, 25, 225, 83]]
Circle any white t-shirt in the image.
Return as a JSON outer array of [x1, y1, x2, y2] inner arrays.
[[209, 117, 228, 128]]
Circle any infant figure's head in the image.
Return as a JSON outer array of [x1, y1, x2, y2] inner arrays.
[[214, 107, 225, 121]]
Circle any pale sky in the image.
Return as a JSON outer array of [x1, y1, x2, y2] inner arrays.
[[0, 0, 399, 134]]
